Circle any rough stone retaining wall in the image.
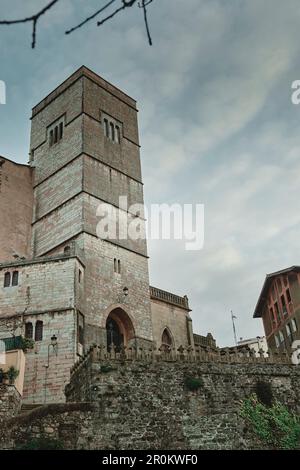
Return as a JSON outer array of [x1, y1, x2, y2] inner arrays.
[[0, 359, 299, 450]]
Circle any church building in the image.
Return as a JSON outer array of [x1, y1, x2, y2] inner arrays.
[[0, 67, 214, 404]]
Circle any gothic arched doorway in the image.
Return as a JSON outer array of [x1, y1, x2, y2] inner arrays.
[[161, 327, 173, 352], [106, 307, 135, 351]]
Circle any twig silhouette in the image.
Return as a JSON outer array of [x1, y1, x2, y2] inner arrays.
[[0, 0, 60, 48], [0, 0, 156, 48]]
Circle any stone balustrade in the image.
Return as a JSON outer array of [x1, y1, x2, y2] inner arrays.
[[150, 286, 190, 310]]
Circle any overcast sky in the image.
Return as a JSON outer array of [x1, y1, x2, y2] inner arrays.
[[1, 0, 300, 346]]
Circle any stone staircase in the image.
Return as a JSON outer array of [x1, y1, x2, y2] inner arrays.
[[20, 403, 44, 413]]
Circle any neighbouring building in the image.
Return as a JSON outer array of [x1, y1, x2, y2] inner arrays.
[[0, 66, 214, 404], [237, 336, 268, 357], [253, 266, 300, 352]]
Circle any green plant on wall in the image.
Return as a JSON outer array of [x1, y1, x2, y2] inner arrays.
[[20, 337, 35, 352], [7, 366, 19, 384], [100, 365, 116, 373], [240, 395, 300, 450], [16, 437, 64, 450], [184, 376, 204, 391]]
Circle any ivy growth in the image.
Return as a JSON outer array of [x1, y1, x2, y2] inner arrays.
[[240, 395, 300, 450], [16, 437, 64, 450], [184, 376, 204, 391]]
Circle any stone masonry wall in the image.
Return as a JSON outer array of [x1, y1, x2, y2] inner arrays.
[[0, 257, 80, 318], [82, 233, 153, 345], [21, 309, 77, 404], [151, 298, 192, 349], [0, 385, 21, 419], [1, 358, 300, 450], [0, 158, 33, 263]]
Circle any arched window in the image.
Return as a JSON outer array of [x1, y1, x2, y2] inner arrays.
[[118, 260, 121, 274], [35, 321, 43, 342], [4, 272, 11, 288], [12, 271, 19, 286], [162, 328, 173, 346], [25, 322, 33, 340], [115, 125, 120, 143], [64, 245, 71, 256]]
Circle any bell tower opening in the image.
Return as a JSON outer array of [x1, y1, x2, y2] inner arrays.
[[106, 307, 135, 351]]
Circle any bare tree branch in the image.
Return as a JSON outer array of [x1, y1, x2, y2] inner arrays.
[[139, 0, 153, 46], [0, 0, 156, 49], [0, 0, 60, 48], [96, 0, 137, 28], [65, 0, 118, 35]]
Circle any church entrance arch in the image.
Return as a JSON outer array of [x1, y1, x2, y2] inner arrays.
[[106, 307, 135, 351]]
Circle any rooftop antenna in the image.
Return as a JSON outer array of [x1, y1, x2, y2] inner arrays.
[[231, 310, 238, 346]]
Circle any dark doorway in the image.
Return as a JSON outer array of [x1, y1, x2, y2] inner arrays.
[[106, 317, 124, 351]]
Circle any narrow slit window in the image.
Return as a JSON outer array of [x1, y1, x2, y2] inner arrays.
[[12, 271, 19, 286], [54, 126, 58, 144], [110, 122, 115, 142], [59, 122, 63, 140], [104, 118, 109, 137], [114, 258, 117, 273], [118, 260, 121, 274], [35, 321, 43, 342], [115, 125, 120, 143], [49, 129, 54, 147]]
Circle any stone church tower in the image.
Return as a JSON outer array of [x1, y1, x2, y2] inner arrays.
[[0, 67, 197, 405], [30, 66, 154, 348]]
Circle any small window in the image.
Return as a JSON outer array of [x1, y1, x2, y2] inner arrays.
[[115, 125, 120, 143], [49, 129, 54, 147], [279, 330, 284, 343], [59, 122, 63, 140], [118, 259, 121, 274], [110, 122, 115, 141], [4, 272, 11, 288], [286, 323, 292, 336], [274, 302, 281, 322], [35, 321, 43, 342], [114, 258, 117, 273], [270, 307, 275, 325], [281, 295, 287, 316], [25, 322, 33, 340], [12, 271, 19, 286], [78, 313, 84, 346], [274, 334, 279, 348], [286, 288, 291, 303], [291, 318, 298, 332], [54, 126, 58, 144], [78, 269, 82, 283], [64, 245, 71, 256], [104, 118, 109, 137]]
